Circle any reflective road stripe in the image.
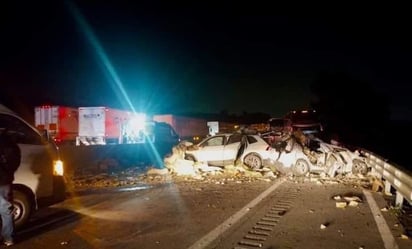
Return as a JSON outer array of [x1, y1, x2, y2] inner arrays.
[[363, 190, 399, 249], [187, 177, 286, 249]]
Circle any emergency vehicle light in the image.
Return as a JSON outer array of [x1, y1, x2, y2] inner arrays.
[[128, 114, 146, 131]]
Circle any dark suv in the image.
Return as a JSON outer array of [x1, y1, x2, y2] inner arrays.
[[286, 109, 323, 134]]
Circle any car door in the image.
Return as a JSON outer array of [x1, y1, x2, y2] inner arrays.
[[222, 134, 243, 165], [196, 135, 226, 165], [0, 113, 55, 198]]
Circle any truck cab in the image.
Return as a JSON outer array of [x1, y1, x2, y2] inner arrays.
[[0, 104, 65, 229]]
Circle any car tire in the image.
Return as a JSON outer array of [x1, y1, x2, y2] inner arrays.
[[12, 190, 32, 229], [292, 158, 310, 176], [243, 153, 262, 170], [352, 159, 368, 175]]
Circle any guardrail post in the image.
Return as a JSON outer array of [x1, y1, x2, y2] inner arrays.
[[384, 180, 392, 195], [364, 149, 412, 206], [395, 191, 404, 207]]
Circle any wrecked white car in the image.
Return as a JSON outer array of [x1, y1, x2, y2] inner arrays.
[[184, 133, 274, 170], [267, 135, 370, 177]]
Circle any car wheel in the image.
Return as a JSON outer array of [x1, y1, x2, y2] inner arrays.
[[185, 154, 196, 162], [12, 190, 32, 229], [352, 159, 368, 175], [243, 153, 262, 170], [292, 159, 309, 176]]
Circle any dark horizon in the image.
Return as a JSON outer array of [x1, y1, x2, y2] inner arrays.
[[1, 2, 411, 121]]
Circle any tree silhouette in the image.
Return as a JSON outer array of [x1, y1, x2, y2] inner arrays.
[[310, 71, 390, 149]]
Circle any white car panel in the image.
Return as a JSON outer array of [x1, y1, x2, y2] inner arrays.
[[268, 136, 370, 176], [222, 142, 241, 161], [185, 133, 273, 168]]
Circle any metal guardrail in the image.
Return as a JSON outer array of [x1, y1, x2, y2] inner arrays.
[[361, 149, 412, 207]]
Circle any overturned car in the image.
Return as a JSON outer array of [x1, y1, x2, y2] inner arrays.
[[265, 132, 370, 177]]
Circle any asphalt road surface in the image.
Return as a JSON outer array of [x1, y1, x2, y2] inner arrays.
[[11, 176, 412, 249]]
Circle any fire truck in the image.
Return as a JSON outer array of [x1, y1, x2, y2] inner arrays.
[[76, 107, 180, 146], [34, 105, 78, 144], [34, 106, 180, 147], [76, 106, 135, 145]]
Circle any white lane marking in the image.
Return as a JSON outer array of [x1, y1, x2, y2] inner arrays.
[[363, 190, 399, 249], [187, 177, 286, 249]]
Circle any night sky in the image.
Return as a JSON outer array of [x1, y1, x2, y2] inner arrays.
[[1, 2, 411, 120]]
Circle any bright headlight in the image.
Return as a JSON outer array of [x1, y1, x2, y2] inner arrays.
[[53, 160, 64, 176]]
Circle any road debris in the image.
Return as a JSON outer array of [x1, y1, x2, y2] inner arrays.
[[68, 142, 382, 192], [344, 196, 362, 202], [371, 176, 384, 192], [333, 193, 363, 209], [336, 202, 347, 208]]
